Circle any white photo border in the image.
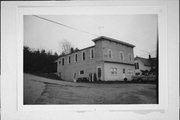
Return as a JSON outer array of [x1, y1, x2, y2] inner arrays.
[[16, 3, 168, 112]]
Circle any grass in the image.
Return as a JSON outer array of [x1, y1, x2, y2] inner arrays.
[[24, 73, 158, 104], [27, 72, 157, 84], [27, 72, 63, 81]]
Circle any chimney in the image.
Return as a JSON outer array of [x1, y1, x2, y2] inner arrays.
[[149, 54, 151, 60], [149, 54, 153, 70]]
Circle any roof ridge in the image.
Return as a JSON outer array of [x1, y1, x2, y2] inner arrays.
[[57, 45, 95, 58], [92, 36, 135, 47]]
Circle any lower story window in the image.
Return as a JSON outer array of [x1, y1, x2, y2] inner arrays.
[[59, 72, 61, 78], [80, 70, 84, 75], [73, 73, 76, 78], [135, 62, 139, 69], [111, 67, 117, 75], [128, 69, 133, 75], [123, 68, 125, 73]]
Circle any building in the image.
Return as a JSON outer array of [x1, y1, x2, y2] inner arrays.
[[56, 36, 135, 82], [134, 56, 157, 75]]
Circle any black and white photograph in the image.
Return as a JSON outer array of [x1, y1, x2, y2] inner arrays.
[[1, 1, 179, 120], [23, 14, 158, 105]]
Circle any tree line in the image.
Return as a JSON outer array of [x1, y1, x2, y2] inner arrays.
[[24, 41, 79, 73], [24, 46, 59, 73]]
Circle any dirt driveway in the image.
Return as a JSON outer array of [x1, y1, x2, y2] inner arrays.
[[24, 74, 157, 104]]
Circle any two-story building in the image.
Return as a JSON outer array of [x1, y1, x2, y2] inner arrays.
[[56, 36, 135, 82]]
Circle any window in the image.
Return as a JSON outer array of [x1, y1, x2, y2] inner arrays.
[[74, 53, 78, 62], [73, 73, 76, 79], [68, 56, 71, 64], [80, 70, 84, 75], [82, 51, 85, 61], [123, 68, 125, 73], [62, 58, 64, 66], [128, 53, 132, 62], [135, 62, 139, 69], [108, 49, 112, 59], [97, 67, 102, 80], [59, 60, 61, 64], [59, 72, 61, 77], [119, 51, 124, 61], [111, 67, 117, 75], [128, 69, 133, 75], [90, 48, 94, 59]]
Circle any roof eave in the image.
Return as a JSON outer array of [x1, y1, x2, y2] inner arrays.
[[92, 36, 135, 48]]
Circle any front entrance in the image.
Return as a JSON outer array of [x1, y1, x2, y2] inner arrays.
[[97, 66, 102, 81], [89, 73, 94, 82]]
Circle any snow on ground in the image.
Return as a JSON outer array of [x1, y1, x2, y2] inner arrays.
[[24, 73, 157, 104]]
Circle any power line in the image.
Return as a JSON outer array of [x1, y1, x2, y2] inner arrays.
[[32, 15, 99, 37], [134, 48, 156, 55]]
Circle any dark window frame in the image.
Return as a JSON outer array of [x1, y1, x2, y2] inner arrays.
[[80, 70, 84, 75], [62, 58, 65, 66], [82, 51, 85, 61], [68, 56, 71, 64]]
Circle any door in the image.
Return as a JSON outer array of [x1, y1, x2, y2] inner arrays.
[[122, 68, 126, 80], [89, 73, 94, 82], [97, 67, 102, 81], [73, 73, 77, 82]]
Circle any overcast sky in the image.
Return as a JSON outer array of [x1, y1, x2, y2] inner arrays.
[[24, 14, 158, 58]]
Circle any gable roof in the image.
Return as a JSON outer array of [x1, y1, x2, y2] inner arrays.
[[135, 57, 157, 66], [92, 36, 135, 48]]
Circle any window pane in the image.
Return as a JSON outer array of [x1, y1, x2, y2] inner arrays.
[[62, 58, 64, 65], [82, 52, 85, 60], [80, 70, 84, 74], [120, 52, 124, 60], [75, 54, 77, 62], [69, 56, 71, 64], [91, 49, 94, 58], [137, 63, 139, 69], [108, 50, 112, 58], [129, 54, 132, 62], [98, 68, 101, 77]]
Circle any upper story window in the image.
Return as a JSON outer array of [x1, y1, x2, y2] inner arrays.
[[128, 69, 133, 75], [90, 48, 95, 59], [82, 51, 85, 61], [74, 53, 78, 63], [108, 49, 112, 59], [128, 53, 133, 62], [135, 62, 139, 69], [62, 58, 65, 66], [119, 51, 124, 61], [59, 60, 61, 65], [68, 56, 71, 64]]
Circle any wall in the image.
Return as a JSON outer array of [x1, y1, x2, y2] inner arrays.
[[104, 62, 135, 81], [102, 40, 134, 64], [134, 59, 151, 74], [57, 47, 96, 81]]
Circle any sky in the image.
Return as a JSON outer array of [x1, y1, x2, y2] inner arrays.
[[24, 15, 158, 58]]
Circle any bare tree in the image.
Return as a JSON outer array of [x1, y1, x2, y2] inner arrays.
[[59, 39, 73, 54]]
